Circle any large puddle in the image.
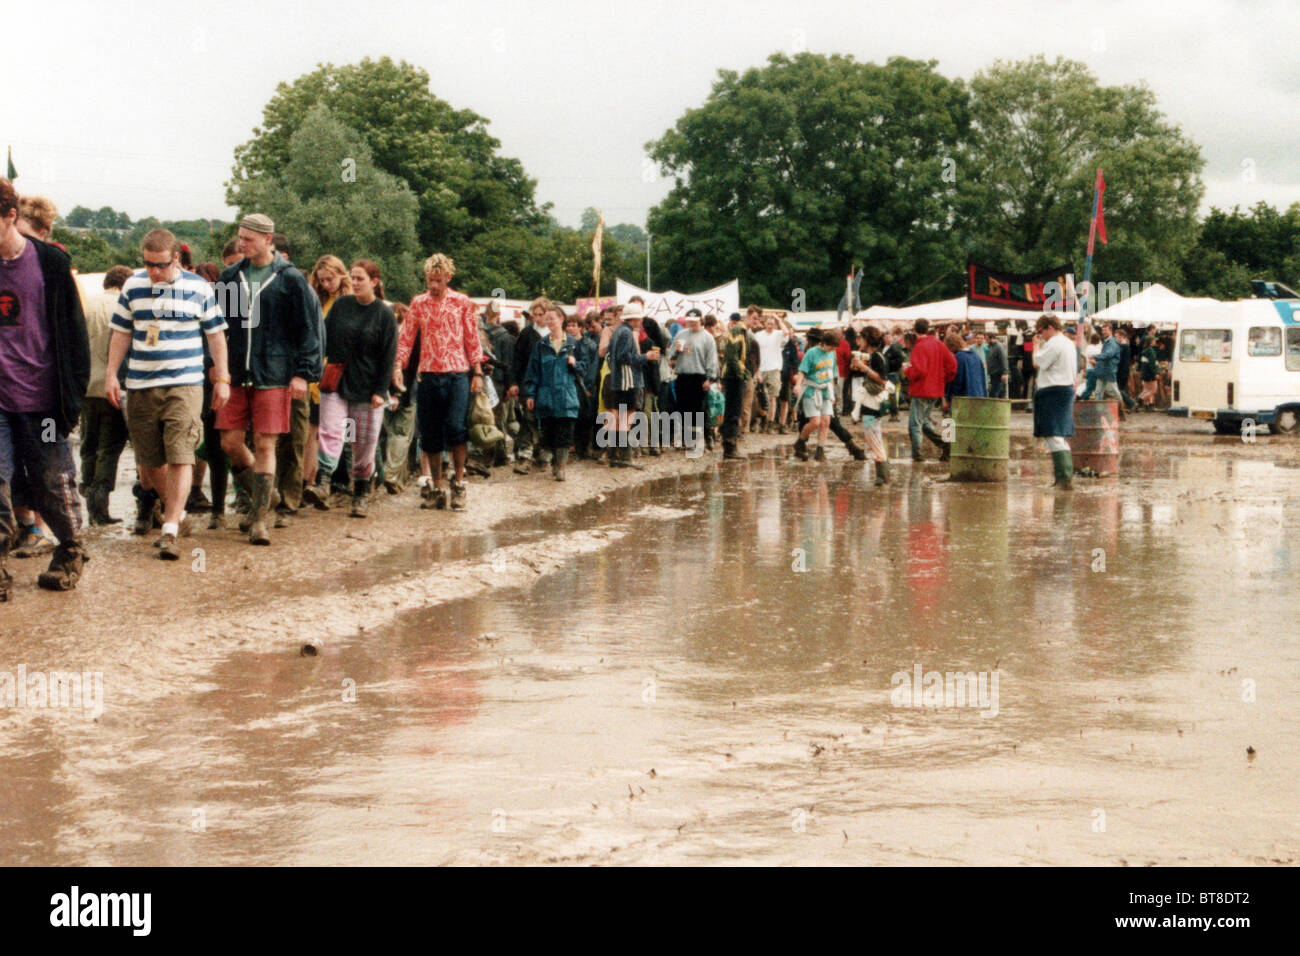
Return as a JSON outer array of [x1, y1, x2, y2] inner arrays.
[[2, 441, 1298, 864]]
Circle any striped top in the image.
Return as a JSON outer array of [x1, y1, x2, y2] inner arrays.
[[111, 268, 226, 389]]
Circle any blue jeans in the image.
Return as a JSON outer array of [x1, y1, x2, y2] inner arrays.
[[0, 410, 83, 553], [416, 373, 470, 454], [1087, 379, 1123, 403], [908, 397, 944, 455]]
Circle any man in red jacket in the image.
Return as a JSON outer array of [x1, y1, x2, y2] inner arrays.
[[902, 318, 957, 461]]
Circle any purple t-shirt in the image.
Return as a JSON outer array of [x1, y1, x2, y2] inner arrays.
[[0, 240, 57, 413]]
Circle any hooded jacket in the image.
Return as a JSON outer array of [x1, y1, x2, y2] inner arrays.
[[216, 254, 322, 388], [524, 332, 587, 419]]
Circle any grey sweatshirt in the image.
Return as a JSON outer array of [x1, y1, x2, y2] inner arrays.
[[669, 327, 719, 379]]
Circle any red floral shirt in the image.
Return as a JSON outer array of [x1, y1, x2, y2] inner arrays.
[[396, 289, 484, 374]]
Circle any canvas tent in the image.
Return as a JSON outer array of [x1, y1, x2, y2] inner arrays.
[[1089, 283, 1210, 329], [855, 296, 1079, 330]]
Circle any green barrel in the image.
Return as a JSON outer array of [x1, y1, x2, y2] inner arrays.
[[949, 397, 1011, 481], [1069, 400, 1120, 476]]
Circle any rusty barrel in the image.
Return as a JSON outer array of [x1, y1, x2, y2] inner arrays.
[[949, 397, 1010, 481], [1069, 400, 1120, 476]]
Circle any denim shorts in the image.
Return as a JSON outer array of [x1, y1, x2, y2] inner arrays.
[[417, 372, 470, 453]]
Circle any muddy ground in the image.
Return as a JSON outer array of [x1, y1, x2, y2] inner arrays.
[[2, 410, 1296, 865]]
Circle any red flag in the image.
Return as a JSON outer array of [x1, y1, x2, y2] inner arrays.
[[1095, 169, 1107, 245]]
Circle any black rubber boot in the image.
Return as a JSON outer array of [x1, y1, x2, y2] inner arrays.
[[874, 460, 889, 485], [132, 485, 159, 536], [349, 478, 371, 517], [88, 486, 121, 525]]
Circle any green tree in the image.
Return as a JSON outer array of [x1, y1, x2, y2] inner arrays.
[[228, 57, 544, 254], [959, 56, 1204, 289], [90, 205, 130, 230], [52, 227, 129, 274], [1179, 202, 1300, 298], [235, 104, 422, 300], [645, 53, 970, 308], [64, 205, 94, 229]]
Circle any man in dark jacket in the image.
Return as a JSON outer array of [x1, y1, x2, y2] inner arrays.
[[640, 316, 668, 455], [508, 299, 548, 472], [721, 313, 751, 460], [215, 213, 322, 545], [568, 314, 599, 459], [739, 306, 763, 435], [1115, 328, 1136, 411], [0, 178, 91, 597], [883, 330, 908, 420], [986, 334, 1009, 398]]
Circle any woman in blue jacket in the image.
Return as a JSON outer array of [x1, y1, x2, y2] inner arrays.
[[945, 331, 988, 403], [524, 305, 588, 481]]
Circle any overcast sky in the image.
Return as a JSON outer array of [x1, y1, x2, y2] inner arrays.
[[11, 0, 1299, 231]]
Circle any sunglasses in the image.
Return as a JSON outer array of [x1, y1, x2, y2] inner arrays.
[[142, 258, 173, 270]]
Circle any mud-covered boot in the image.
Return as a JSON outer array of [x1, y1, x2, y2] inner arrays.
[[301, 472, 331, 511], [233, 467, 257, 532], [0, 555, 12, 603], [874, 460, 889, 486], [845, 440, 868, 461], [349, 478, 371, 518], [793, 437, 809, 461], [723, 440, 741, 460], [37, 541, 88, 592], [132, 485, 159, 536], [247, 473, 273, 545], [449, 478, 467, 511], [553, 448, 568, 482]]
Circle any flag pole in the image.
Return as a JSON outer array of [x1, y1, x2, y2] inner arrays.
[[1077, 172, 1104, 352]]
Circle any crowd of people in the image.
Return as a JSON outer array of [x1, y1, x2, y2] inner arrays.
[[0, 177, 1160, 602]]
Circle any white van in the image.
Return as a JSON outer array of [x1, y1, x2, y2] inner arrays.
[[1168, 299, 1300, 434]]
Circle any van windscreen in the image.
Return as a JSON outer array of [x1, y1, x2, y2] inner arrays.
[[1179, 329, 1231, 362]]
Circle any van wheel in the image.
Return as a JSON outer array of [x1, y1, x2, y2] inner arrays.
[[1269, 409, 1299, 435], [1213, 421, 1237, 435]]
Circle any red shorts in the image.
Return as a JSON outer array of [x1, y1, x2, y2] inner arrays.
[[215, 386, 293, 435]]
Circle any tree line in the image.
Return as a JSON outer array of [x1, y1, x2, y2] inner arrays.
[[54, 54, 1300, 308]]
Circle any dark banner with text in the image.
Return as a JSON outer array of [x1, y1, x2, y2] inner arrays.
[[968, 262, 1075, 312]]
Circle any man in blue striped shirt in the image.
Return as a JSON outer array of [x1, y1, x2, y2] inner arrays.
[[106, 229, 230, 559]]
